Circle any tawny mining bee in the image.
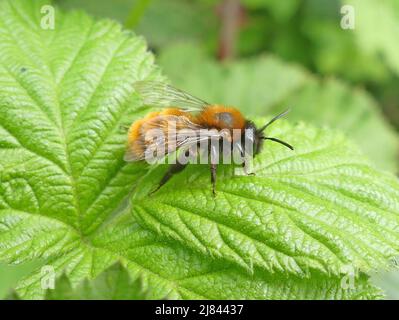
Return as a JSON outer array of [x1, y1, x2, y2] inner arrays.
[[125, 81, 293, 195]]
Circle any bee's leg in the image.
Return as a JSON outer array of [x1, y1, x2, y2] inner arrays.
[[241, 152, 255, 176], [149, 161, 188, 195], [210, 163, 217, 196], [150, 150, 189, 195]]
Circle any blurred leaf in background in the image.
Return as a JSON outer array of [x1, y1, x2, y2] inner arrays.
[[56, 0, 132, 22], [54, 0, 399, 131], [244, 0, 300, 21], [346, 0, 399, 77], [56, 0, 218, 52], [0, 262, 39, 299], [44, 263, 148, 300], [343, 0, 399, 130], [371, 270, 399, 300], [8, 263, 149, 300], [161, 43, 308, 111], [237, 0, 399, 130], [301, 5, 389, 83]]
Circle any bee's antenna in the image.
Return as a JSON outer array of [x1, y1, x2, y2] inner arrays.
[[263, 137, 294, 150], [259, 108, 291, 133]]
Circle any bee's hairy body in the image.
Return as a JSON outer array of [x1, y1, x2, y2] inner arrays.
[[125, 81, 293, 196], [127, 104, 246, 158]]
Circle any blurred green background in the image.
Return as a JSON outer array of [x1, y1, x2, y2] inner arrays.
[[1, 0, 399, 299]]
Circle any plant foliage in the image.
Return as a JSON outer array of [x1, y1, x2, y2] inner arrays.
[[0, 0, 398, 300]]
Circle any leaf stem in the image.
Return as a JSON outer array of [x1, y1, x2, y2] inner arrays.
[[125, 0, 152, 29], [217, 0, 244, 61]]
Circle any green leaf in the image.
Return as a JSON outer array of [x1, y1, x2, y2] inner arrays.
[[0, 0, 158, 298], [132, 120, 399, 276], [159, 43, 398, 172], [0, 0, 160, 234], [0, 0, 395, 300], [14, 212, 383, 300]]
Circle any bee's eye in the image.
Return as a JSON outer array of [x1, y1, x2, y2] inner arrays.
[[215, 112, 234, 127]]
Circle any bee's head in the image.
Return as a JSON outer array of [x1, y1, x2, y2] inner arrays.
[[243, 110, 294, 157], [243, 121, 264, 156]]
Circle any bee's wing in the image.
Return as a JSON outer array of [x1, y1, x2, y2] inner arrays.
[[124, 115, 224, 162], [134, 81, 209, 112]]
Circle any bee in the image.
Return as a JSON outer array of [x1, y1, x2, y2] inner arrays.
[[125, 81, 294, 195]]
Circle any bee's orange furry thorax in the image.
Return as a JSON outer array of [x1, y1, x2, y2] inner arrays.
[[196, 105, 246, 130]]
